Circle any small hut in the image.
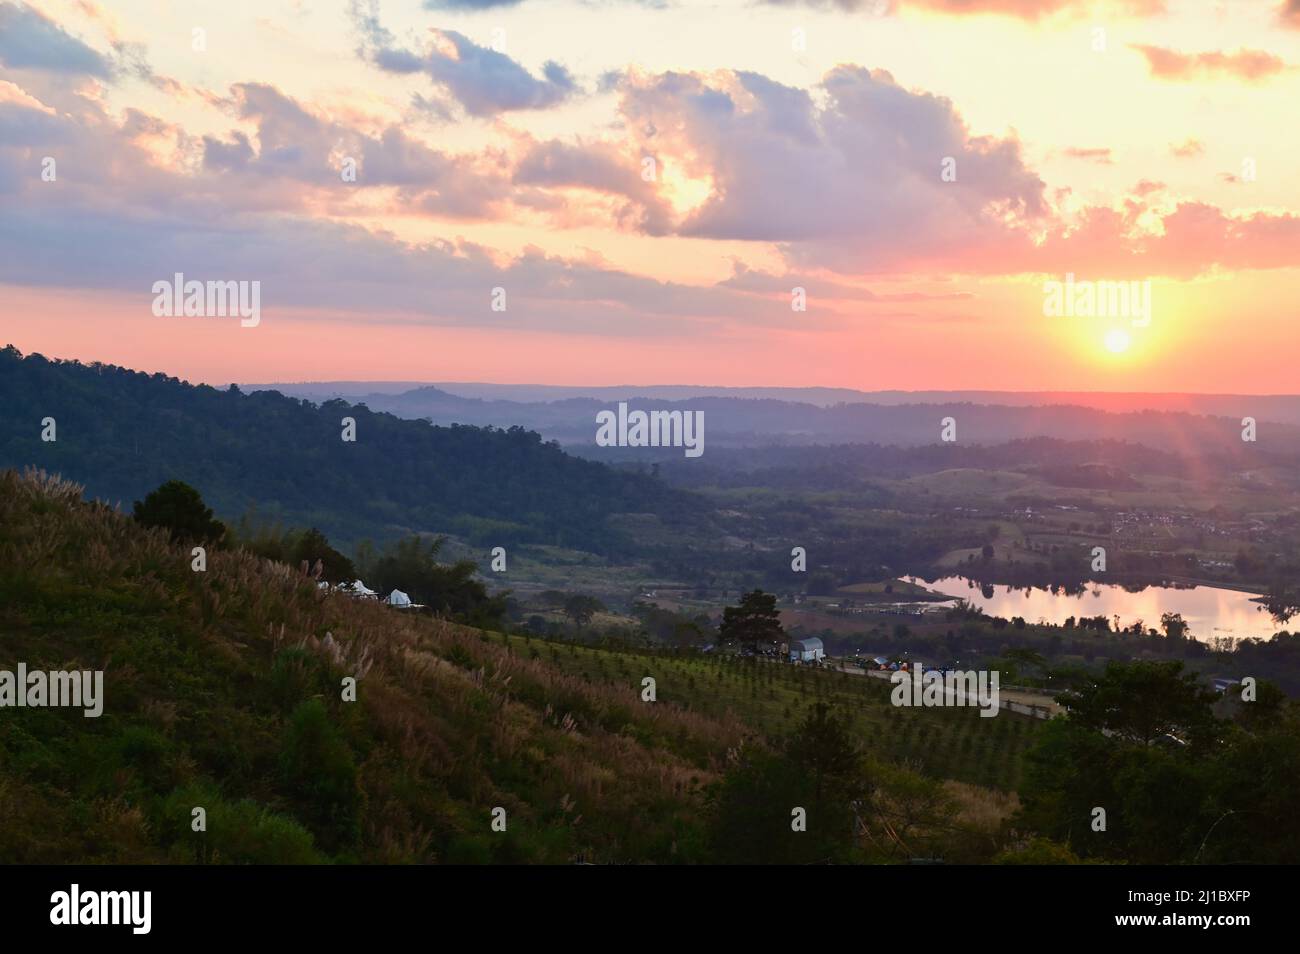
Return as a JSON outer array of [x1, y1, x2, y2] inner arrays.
[[789, 637, 825, 664]]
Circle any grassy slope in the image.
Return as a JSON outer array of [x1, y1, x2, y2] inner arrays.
[[0, 469, 742, 863], [0, 468, 1030, 863]]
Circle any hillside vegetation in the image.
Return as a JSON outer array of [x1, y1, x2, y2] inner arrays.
[[507, 636, 1041, 792], [8, 469, 1295, 863], [1, 468, 1031, 863], [0, 347, 700, 551], [0, 469, 739, 863]]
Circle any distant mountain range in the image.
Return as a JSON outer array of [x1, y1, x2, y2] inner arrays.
[[8, 347, 1291, 556], [240, 381, 1300, 457], [243, 380, 1300, 424]]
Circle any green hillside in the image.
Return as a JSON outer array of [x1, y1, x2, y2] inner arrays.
[[0, 468, 1029, 863], [506, 636, 1042, 792], [7, 468, 1297, 863], [0, 346, 702, 551], [0, 469, 739, 863]]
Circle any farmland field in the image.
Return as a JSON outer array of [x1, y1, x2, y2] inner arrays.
[[502, 634, 1042, 792]]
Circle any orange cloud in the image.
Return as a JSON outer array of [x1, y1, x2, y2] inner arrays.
[[1169, 138, 1204, 158], [1131, 45, 1287, 82], [771, 0, 1166, 19], [1063, 147, 1114, 164]]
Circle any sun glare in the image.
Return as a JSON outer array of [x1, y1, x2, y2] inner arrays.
[[1103, 328, 1131, 354]]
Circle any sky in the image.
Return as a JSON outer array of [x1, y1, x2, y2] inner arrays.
[[1, 0, 1299, 391]]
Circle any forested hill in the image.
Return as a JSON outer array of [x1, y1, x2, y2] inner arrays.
[[0, 347, 697, 551]]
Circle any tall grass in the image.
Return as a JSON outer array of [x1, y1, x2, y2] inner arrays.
[[0, 469, 743, 863]]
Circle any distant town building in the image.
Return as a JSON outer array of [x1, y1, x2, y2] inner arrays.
[[789, 637, 825, 664]]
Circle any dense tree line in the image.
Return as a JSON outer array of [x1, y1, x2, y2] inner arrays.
[[1017, 661, 1299, 863], [355, 535, 508, 629], [0, 347, 702, 552], [650, 437, 1217, 491]]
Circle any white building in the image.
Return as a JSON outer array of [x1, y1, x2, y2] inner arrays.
[[789, 637, 825, 664], [338, 579, 378, 599]]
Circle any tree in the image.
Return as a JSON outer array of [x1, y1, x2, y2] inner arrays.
[[1003, 647, 1046, 683], [563, 594, 604, 628], [785, 702, 864, 804], [1017, 666, 1300, 864], [293, 527, 355, 584], [537, 590, 568, 609], [1264, 578, 1300, 623], [363, 535, 507, 628], [719, 589, 785, 651], [1160, 611, 1190, 640], [423, 559, 509, 629], [671, 620, 705, 649], [132, 480, 225, 545], [706, 702, 867, 863], [1058, 660, 1222, 748]]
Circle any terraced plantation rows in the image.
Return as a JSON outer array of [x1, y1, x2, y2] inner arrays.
[[502, 634, 1042, 791]]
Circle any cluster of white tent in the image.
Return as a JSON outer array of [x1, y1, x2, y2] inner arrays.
[[318, 580, 422, 609]]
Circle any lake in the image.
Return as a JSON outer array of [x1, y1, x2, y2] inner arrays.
[[907, 575, 1287, 644]]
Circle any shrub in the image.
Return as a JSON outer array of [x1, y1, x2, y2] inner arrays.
[[279, 700, 360, 852]]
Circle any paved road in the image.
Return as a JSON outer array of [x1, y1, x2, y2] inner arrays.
[[827, 662, 1058, 719]]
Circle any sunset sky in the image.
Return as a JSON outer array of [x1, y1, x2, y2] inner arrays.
[[2, 0, 1299, 390]]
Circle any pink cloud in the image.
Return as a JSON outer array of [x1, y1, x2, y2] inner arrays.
[[1131, 45, 1288, 82], [764, 0, 1166, 19]]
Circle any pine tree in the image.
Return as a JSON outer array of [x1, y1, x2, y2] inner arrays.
[[718, 589, 785, 652]]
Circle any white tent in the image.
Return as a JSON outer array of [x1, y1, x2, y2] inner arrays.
[[387, 589, 412, 607]]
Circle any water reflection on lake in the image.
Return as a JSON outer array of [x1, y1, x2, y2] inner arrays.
[[909, 576, 1287, 643]]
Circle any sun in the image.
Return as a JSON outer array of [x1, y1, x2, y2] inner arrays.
[[1103, 328, 1132, 354]]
